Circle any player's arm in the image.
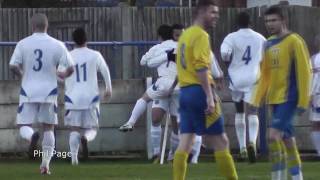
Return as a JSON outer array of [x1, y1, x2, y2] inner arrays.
[[220, 35, 233, 68], [193, 34, 214, 114], [140, 45, 159, 66], [251, 56, 270, 107], [211, 53, 224, 79], [294, 37, 312, 112], [9, 42, 23, 78], [57, 44, 74, 79], [97, 53, 112, 101], [211, 53, 224, 90], [146, 51, 169, 68]]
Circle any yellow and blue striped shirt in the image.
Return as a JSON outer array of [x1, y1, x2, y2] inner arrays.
[[252, 33, 311, 110]]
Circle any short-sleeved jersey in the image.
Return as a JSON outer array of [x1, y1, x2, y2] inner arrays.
[[9, 33, 74, 103], [221, 28, 266, 91], [177, 26, 214, 87], [252, 33, 311, 110], [64, 47, 112, 110]]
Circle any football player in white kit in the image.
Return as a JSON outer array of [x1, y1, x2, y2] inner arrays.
[[119, 24, 177, 133], [220, 11, 266, 163], [61, 28, 112, 165], [9, 14, 74, 175], [310, 34, 320, 157]]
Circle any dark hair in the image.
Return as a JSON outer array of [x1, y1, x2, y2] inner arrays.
[[172, 24, 184, 30], [237, 11, 250, 28], [72, 28, 87, 46], [157, 24, 173, 40], [195, 0, 218, 15], [264, 5, 287, 20]]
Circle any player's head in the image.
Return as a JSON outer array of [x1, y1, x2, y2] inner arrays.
[[157, 24, 173, 41], [72, 28, 87, 46], [194, 0, 219, 29], [31, 13, 48, 32], [171, 24, 184, 41], [237, 11, 250, 28], [264, 5, 288, 35]]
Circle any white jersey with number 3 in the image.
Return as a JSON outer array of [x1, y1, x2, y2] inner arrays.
[[64, 47, 112, 110], [221, 28, 266, 92], [9, 33, 74, 103]]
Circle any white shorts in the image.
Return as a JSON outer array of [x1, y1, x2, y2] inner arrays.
[[64, 107, 100, 128], [231, 90, 253, 103], [17, 103, 58, 125], [152, 94, 179, 116], [310, 107, 320, 122], [146, 77, 175, 100]]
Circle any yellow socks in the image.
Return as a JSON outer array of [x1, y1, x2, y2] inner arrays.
[[215, 149, 238, 180], [287, 144, 302, 177], [173, 150, 188, 180]]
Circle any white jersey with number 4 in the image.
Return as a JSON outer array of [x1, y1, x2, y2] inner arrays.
[[9, 33, 74, 103], [220, 28, 266, 92], [64, 47, 112, 110]]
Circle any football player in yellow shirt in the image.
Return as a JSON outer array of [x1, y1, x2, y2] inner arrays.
[[173, 1, 238, 180], [251, 5, 311, 180]]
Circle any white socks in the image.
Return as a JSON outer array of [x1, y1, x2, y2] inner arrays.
[[235, 113, 246, 150], [292, 173, 303, 180], [69, 131, 80, 165], [168, 132, 179, 161], [41, 131, 55, 168], [190, 135, 202, 164], [311, 131, 320, 155], [84, 129, 97, 142], [151, 124, 162, 156], [248, 114, 259, 145], [19, 126, 34, 141], [127, 98, 148, 126]]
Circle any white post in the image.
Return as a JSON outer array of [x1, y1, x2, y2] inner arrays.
[[189, 0, 192, 8], [180, 0, 183, 6], [160, 113, 170, 164], [146, 77, 153, 159]]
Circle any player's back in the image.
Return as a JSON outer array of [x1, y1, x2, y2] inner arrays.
[[14, 33, 69, 103], [177, 25, 213, 87], [221, 29, 266, 91], [65, 47, 103, 109], [155, 40, 177, 79]]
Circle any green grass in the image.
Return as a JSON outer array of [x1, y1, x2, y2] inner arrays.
[[0, 159, 319, 180]]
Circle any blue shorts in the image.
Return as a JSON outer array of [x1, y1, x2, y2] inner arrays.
[[179, 85, 224, 135], [271, 101, 297, 138]]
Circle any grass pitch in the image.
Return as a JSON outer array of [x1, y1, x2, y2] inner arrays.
[[1, 159, 319, 180]]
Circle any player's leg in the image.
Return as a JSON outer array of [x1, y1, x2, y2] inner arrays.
[[38, 103, 58, 175], [190, 135, 202, 164], [168, 116, 179, 162], [69, 126, 81, 165], [282, 127, 303, 180], [65, 110, 82, 165], [173, 133, 195, 180], [245, 88, 259, 162], [232, 91, 247, 158], [81, 107, 99, 160], [246, 97, 259, 163], [205, 117, 238, 180], [167, 95, 180, 162], [310, 107, 320, 156], [269, 102, 298, 180], [173, 85, 199, 180], [119, 92, 152, 131], [17, 103, 39, 159], [150, 100, 167, 162], [269, 128, 286, 180]]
